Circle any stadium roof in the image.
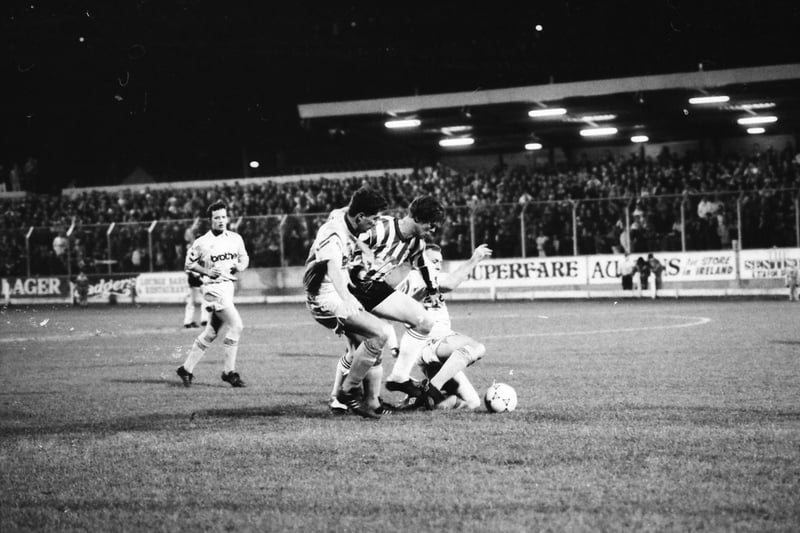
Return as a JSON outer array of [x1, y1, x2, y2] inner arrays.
[[3, 1, 800, 187], [298, 63, 800, 157]]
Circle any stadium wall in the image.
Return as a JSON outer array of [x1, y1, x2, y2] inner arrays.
[[4, 248, 797, 305]]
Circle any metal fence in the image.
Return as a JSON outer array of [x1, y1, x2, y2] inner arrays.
[[7, 189, 798, 277]]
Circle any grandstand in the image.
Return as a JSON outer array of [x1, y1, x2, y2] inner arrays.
[[1, 146, 798, 279]]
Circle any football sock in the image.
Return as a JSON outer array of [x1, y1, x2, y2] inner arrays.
[[389, 328, 427, 382], [341, 339, 382, 393], [384, 324, 398, 356], [362, 365, 383, 410], [330, 352, 350, 401], [182, 337, 209, 374], [222, 337, 239, 374], [183, 294, 196, 325], [430, 348, 471, 391]]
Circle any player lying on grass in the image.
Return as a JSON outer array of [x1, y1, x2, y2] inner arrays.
[[398, 243, 493, 409]]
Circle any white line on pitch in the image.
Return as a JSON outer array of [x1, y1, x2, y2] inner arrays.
[[481, 315, 711, 339]]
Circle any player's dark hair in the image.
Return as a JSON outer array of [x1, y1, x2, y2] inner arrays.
[[409, 195, 444, 225], [207, 200, 227, 217], [348, 186, 388, 217]]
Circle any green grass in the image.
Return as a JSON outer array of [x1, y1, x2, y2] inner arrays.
[[1, 300, 799, 532]]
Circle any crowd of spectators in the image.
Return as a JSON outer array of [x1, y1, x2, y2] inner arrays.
[[1, 145, 797, 277]]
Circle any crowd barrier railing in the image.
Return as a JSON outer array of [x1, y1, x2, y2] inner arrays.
[[5, 189, 798, 277]]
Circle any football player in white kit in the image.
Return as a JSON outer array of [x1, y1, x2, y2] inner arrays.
[[304, 187, 392, 419], [177, 200, 250, 388], [397, 243, 493, 409]]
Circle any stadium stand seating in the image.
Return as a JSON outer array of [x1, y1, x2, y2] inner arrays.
[[1, 146, 798, 276]]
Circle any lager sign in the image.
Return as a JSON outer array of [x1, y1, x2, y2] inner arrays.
[[1, 276, 72, 304]]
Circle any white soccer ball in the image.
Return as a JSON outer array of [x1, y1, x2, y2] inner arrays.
[[484, 383, 517, 413]]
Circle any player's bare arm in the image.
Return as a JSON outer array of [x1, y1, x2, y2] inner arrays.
[[325, 254, 363, 319], [439, 244, 493, 292]]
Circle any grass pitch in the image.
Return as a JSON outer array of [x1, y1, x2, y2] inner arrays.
[[1, 299, 799, 532]]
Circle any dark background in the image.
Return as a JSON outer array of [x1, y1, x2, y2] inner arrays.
[[3, 1, 800, 190]]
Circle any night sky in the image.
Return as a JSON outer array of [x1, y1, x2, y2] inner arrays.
[[3, 1, 799, 190]]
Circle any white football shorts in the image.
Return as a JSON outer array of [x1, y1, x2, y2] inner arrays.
[[202, 281, 235, 312]]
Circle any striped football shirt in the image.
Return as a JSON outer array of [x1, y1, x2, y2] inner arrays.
[[356, 215, 430, 283]]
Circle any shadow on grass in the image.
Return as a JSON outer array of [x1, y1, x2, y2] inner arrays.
[[276, 352, 335, 359], [195, 405, 329, 420], [0, 405, 329, 438], [770, 339, 800, 346], [108, 378, 226, 388]]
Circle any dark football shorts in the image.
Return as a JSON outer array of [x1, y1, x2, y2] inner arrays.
[[349, 279, 395, 311], [187, 273, 203, 288]]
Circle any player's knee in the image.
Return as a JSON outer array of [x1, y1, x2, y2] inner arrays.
[[363, 337, 384, 361], [227, 322, 243, 340], [370, 327, 389, 347], [462, 342, 485, 365], [414, 313, 435, 335], [381, 323, 397, 345], [473, 342, 486, 361]]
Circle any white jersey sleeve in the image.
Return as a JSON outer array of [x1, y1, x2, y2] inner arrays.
[[303, 208, 357, 295]]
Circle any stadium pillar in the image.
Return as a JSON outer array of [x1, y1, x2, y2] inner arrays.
[[795, 197, 799, 247], [520, 202, 529, 258]]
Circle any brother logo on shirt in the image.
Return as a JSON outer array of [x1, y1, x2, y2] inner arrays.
[[210, 252, 239, 262]]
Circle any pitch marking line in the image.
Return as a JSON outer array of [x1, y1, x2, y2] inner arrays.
[[482, 315, 711, 339], [1, 314, 710, 344]]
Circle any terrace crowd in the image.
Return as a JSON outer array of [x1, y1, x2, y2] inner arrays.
[[1, 145, 798, 277]]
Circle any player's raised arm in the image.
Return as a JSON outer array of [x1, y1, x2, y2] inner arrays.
[[439, 244, 492, 293]]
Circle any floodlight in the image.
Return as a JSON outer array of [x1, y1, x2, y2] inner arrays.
[[385, 118, 421, 129], [528, 108, 567, 118], [688, 95, 730, 104], [439, 137, 474, 147], [580, 127, 618, 137], [737, 116, 778, 125], [580, 114, 616, 122]]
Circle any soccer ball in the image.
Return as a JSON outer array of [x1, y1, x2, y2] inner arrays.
[[484, 383, 517, 413]]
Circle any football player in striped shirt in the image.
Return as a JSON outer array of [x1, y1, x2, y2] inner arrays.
[[347, 195, 444, 398], [176, 200, 250, 388], [304, 186, 392, 419]]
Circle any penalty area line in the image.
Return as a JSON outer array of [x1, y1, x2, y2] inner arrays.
[[482, 315, 711, 339]]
